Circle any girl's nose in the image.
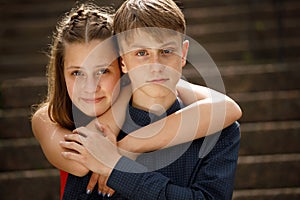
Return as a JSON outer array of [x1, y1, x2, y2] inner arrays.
[[83, 76, 100, 93]]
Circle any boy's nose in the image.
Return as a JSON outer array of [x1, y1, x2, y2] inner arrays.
[[150, 62, 165, 72]]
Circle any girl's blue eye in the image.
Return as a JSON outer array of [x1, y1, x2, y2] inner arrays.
[[97, 68, 109, 75], [72, 71, 84, 76]]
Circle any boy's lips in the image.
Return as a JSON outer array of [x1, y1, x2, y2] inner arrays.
[[147, 78, 169, 84]]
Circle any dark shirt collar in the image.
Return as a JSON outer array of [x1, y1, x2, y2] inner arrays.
[[118, 98, 183, 140], [129, 99, 182, 126]]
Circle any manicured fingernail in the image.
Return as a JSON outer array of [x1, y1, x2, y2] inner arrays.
[[107, 193, 111, 197], [102, 193, 106, 197], [86, 189, 91, 194], [98, 191, 102, 196]]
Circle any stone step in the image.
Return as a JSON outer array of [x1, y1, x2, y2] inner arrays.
[[0, 154, 299, 199], [239, 121, 300, 156], [1, 121, 299, 171], [233, 90, 300, 122], [184, 1, 300, 27], [0, 169, 59, 200], [233, 187, 300, 200], [0, 138, 52, 171], [0, 77, 47, 108], [1, 0, 299, 73], [235, 154, 300, 189], [184, 62, 300, 93], [0, 108, 33, 139]]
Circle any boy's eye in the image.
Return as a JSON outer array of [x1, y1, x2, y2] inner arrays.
[[161, 49, 173, 55], [137, 50, 148, 56]]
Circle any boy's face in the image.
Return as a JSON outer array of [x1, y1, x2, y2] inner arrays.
[[119, 29, 189, 99]]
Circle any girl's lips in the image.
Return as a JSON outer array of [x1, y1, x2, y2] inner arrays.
[[81, 97, 105, 103]]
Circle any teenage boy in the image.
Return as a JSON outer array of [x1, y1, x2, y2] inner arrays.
[[62, 0, 240, 199]]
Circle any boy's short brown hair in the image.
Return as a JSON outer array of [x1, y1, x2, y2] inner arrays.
[[113, 0, 186, 34]]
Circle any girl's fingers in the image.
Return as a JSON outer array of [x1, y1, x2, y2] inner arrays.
[[64, 133, 82, 144], [59, 140, 84, 153], [61, 151, 82, 162], [86, 173, 99, 194], [97, 175, 114, 198], [97, 175, 106, 195], [107, 187, 115, 197]]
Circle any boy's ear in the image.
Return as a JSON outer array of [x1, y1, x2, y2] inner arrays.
[[181, 40, 189, 67], [120, 57, 128, 73]]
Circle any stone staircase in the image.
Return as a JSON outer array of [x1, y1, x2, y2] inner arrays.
[[1, 0, 300, 199]]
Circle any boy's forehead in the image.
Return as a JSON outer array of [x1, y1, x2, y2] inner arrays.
[[118, 28, 183, 52]]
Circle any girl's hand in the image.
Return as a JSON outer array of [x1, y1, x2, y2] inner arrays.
[[60, 126, 121, 176], [86, 172, 115, 197]]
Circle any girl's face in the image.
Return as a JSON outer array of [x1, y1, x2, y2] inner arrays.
[[64, 39, 121, 117]]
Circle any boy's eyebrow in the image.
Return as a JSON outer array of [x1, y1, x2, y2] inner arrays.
[[128, 41, 178, 50]]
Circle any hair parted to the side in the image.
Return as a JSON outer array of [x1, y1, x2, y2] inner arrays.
[[42, 2, 115, 130], [113, 0, 186, 34]]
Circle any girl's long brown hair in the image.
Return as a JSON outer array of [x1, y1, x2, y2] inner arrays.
[[41, 3, 115, 130]]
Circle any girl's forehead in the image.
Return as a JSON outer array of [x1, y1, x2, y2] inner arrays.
[[64, 40, 118, 67]]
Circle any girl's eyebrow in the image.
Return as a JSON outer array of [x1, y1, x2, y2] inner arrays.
[[66, 64, 112, 70], [95, 64, 112, 68], [66, 66, 81, 69]]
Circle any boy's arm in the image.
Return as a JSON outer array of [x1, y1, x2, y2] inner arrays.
[[31, 105, 89, 176], [118, 79, 242, 153]]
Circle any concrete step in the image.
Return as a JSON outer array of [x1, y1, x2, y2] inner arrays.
[[0, 108, 33, 139], [184, 62, 300, 93], [0, 169, 59, 200], [239, 121, 300, 156], [1, 153, 299, 199], [233, 90, 300, 122], [235, 154, 300, 189], [0, 138, 52, 171], [0, 77, 47, 108], [184, 0, 300, 22], [1, 0, 299, 73], [233, 187, 300, 200]]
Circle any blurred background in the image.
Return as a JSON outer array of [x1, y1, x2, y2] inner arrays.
[[0, 0, 299, 199]]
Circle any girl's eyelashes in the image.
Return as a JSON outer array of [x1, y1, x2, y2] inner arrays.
[[96, 68, 110, 75], [69, 68, 110, 77], [71, 70, 85, 77]]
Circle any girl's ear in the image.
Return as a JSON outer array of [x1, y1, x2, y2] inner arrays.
[[120, 57, 128, 73], [181, 40, 189, 67]]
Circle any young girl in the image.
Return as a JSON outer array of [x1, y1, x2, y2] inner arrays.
[[31, 2, 241, 199]]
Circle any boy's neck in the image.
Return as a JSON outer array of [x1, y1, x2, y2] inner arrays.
[[131, 90, 177, 116]]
